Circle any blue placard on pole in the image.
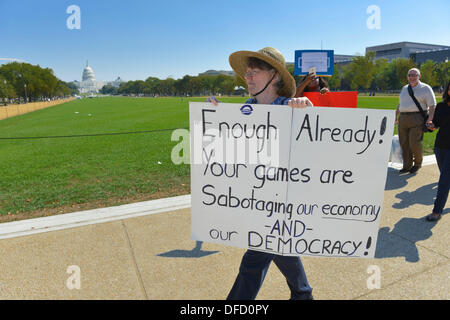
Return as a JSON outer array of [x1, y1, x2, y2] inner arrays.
[[294, 50, 334, 76]]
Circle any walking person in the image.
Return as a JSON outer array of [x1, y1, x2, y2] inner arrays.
[[426, 82, 450, 221], [207, 47, 314, 300], [395, 68, 436, 174]]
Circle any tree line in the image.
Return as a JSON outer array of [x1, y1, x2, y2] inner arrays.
[[1, 54, 447, 104], [0, 62, 77, 104], [324, 52, 449, 92], [108, 52, 448, 96], [100, 74, 245, 97]]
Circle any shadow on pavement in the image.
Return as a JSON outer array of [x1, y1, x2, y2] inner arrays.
[[385, 167, 415, 191], [157, 241, 220, 258], [392, 182, 439, 209], [375, 211, 448, 262]]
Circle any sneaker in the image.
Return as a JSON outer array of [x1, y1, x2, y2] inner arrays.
[[426, 213, 441, 221], [399, 168, 410, 174], [409, 165, 420, 174]]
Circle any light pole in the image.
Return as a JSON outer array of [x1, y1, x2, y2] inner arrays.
[[3, 79, 8, 118], [445, 58, 449, 86], [18, 62, 28, 103], [3, 79, 7, 106], [24, 83, 28, 103]]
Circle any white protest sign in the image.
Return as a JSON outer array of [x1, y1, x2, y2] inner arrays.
[[189, 102, 395, 258], [301, 52, 328, 73]]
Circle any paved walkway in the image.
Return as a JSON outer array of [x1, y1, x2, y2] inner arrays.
[[0, 161, 448, 300]]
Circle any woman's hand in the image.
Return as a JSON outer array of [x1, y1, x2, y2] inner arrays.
[[206, 96, 219, 106], [320, 87, 329, 95], [288, 97, 313, 108], [426, 121, 436, 131], [304, 73, 315, 85]]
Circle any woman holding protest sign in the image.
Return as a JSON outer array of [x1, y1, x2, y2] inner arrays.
[[206, 47, 314, 300], [426, 82, 450, 222]]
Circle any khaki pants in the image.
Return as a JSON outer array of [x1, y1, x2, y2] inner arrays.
[[398, 112, 424, 169]]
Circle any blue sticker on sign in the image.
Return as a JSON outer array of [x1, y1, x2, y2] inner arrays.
[[240, 104, 253, 115]]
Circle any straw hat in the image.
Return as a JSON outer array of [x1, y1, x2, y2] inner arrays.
[[229, 47, 296, 98]]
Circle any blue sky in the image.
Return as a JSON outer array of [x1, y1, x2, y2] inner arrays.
[[1, 0, 449, 82]]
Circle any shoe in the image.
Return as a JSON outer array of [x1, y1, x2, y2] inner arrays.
[[399, 168, 410, 174], [409, 165, 420, 174], [426, 213, 441, 221], [290, 294, 314, 300]]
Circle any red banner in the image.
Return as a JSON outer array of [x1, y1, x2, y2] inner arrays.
[[303, 91, 358, 108]]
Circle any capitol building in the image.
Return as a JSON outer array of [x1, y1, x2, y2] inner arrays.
[[75, 61, 124, 93]]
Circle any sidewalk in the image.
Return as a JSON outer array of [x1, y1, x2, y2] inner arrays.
[[0, 160, 448, 300]]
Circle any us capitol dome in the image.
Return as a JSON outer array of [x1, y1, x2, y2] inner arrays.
[[82, 63, 96, 82], [75, 61, 124, 94]]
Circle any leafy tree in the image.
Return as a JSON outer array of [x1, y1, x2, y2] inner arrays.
[[66, 81, 80, 95], [199, 76, 214, 95], [160, 78, 175, 96], [221, 77, 236, 95], [345, 52, 376, 90], [371, 58, 390, 90], [189, 77, 202, 96], [392, 58, 417, 87], [145, 77, 161, 95], [436, 61, 449, 88], [176, 75, 193, 96], [327, 64, 341, 90], [419, 60, 438, 87], [0, 74, 16, 104], [0, 62, 72, 101], [341, 63, 354, 90], [100, 84, 118, 95]]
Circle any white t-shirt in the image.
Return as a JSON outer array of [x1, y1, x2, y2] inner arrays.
[[398, 81, 436, 113]]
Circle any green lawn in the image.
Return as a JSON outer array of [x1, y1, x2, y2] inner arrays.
[[0, 95, 439, 219]]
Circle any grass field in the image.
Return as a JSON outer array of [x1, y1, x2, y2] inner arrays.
[[0, 95, 440, 221]]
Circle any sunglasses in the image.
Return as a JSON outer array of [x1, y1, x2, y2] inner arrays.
[[408, 74, 419, 77]]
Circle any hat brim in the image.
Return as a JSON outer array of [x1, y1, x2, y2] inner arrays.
[[229, 50, 296, 98]]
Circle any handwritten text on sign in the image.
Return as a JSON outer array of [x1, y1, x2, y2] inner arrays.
[[190, 102, 395, 258]]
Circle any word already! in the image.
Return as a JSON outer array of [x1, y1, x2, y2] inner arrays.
[[179, 304, 269, 317], [296, 114, 378, 155]]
